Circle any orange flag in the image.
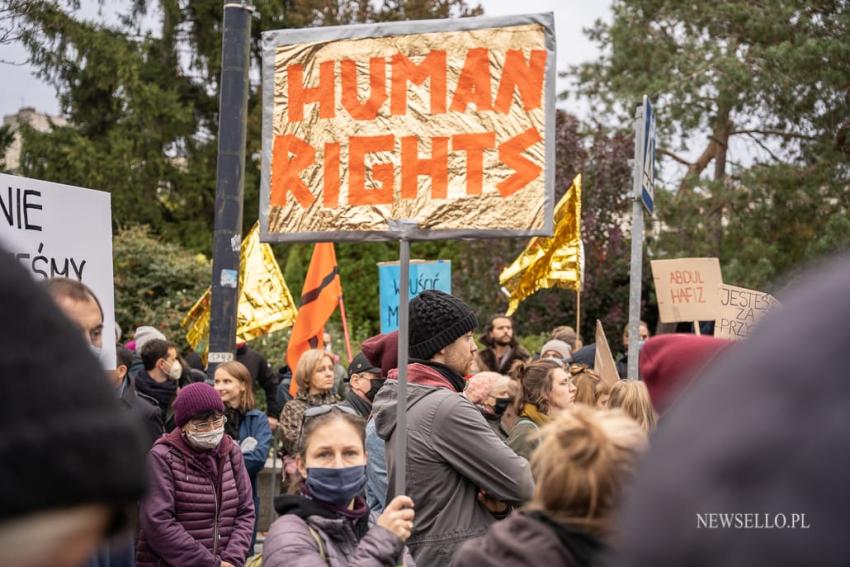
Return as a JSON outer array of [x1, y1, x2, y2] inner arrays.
[[287, 243, 341, 396]]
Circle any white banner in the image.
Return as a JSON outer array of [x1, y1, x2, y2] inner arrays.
[[0, 173, 116, 368]]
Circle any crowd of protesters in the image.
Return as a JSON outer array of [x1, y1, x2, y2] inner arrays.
[[4, 247, 850, 567]]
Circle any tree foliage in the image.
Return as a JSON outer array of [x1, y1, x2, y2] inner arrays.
[[574, 0, 850, 293], [112, 224, 210, 348]]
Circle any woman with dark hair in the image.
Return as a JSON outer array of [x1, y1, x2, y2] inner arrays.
[[263, 405, 416, 566], [214, 360, 272, 547], [507, 359, 577, 460]]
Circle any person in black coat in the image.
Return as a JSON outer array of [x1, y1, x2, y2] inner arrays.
[[113, 347, 163, 447]]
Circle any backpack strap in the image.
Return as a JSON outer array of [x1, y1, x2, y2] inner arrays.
[[307, 525, 330, 565]]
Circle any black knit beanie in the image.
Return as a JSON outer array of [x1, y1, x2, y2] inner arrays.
[[0, 247, 148, 522], [409, 290, 478, 360]]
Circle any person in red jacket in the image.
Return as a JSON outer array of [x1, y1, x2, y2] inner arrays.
[[136, 383, 255, 567]]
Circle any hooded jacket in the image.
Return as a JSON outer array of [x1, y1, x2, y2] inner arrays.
[[263, 494, 413, 567], [136, 429, 255, 567], [372, 361, 534, 567], [452, 510, 605, 567]]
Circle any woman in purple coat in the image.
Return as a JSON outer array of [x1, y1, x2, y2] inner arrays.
[[136, 383, 255, 567]]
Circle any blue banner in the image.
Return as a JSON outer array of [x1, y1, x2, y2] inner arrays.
[[378, 260, 452, 333]]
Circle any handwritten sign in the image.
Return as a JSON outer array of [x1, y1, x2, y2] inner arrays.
[[593, 320, 620, 386], [260, 14, 555, 242], [651, 258, 723, 323], [714, 283, 779, 340], [0, 173, 116, 368], [378, 260, 451, 332]]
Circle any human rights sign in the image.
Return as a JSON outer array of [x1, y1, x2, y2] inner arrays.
[[260, 14, 556, 242]]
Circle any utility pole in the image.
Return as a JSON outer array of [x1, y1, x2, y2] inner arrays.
[[208, 1, 254, 374]]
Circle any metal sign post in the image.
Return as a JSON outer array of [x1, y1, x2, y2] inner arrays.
[[627, 95, 655, 380], [395, 236, 411, 496]]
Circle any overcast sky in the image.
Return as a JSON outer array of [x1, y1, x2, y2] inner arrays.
[[0, 1, 612, 120]]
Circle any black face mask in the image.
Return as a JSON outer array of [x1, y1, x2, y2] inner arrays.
[[492, 397, 512, 417], [365, 379, 386, 402]]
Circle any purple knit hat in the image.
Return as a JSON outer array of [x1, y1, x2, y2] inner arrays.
[[173, 382, 225, 426]]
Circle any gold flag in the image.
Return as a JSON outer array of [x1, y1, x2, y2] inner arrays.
[[181, 222, 298, 360], [499, 174, 583, 316]]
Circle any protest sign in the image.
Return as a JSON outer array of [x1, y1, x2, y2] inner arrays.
[[594, 320, 620, 385], [714, 283, 779, 340], [260, 13, 556, 242], [0, 173, 117, 368], [651, 258, 723, 323], [379, 260, 451, 332]]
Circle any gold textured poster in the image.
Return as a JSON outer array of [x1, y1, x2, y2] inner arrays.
[[260, 14, 555, 241]]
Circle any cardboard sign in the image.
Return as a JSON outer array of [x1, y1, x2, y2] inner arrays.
[[0, 173, 117, 368], [714, 283, 779, 340], [651, 258, 723, 323], [260, 14, 555, 242], [379, 260, 451, 332], [594, 320, 620, 386]]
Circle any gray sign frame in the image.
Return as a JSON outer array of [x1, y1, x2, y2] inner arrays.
[[259, 13, 556, 243]]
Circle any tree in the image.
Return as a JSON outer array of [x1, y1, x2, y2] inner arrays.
[[574, 0, 850, 291]]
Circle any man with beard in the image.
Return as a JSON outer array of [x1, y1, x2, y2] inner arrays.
[[476, 314, 530, 374]]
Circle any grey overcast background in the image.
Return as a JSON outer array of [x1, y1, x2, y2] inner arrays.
[[0, 1, 613, 120]]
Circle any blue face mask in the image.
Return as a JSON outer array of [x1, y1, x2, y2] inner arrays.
[[306, 465, 367, 506]]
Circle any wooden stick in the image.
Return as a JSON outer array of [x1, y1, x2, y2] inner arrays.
[[694, 320, 702, 336]]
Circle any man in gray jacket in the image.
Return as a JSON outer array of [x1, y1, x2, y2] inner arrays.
[[373, 290, 534, 567]]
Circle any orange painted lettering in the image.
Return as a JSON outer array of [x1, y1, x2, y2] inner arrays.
[[450, 48, 492, 112], [322, 142, 341, 208], [391, 51, 447, 115], [401, 136, 449, 199], [497, 127, 542, 197], [270, 135, 316, 208], [349, 135, 395, 206], [287, 60, 335, 122], [494, 49, 546, 113], [452, 132, 495, 195], [341, 57, 388, 120]]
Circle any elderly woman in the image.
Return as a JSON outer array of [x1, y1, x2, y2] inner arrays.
[[136, 383, 254, 567], [465, 371, 515, 440]]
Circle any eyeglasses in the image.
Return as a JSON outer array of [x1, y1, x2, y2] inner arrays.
[[187, 415, 227, 433], [297, 404, 359, 449]]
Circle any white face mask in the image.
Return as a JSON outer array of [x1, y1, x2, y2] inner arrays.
[[165, 360, 182, 381], [185, 427, 224, 450]]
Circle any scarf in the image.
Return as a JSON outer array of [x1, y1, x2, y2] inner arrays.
[[224, 406, 243, 440], [344, 390, 372, 419], [410, 358, 467, 393], [521, 403, 551, 427], [134, 369, 177, 414], [301, 485, 371, 538]]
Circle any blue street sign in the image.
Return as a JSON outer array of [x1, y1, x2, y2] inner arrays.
[[640, 95, 656, 214]]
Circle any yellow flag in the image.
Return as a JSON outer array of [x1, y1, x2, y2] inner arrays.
[[499, 174, 583, 316], [181, 222, 298, 361]]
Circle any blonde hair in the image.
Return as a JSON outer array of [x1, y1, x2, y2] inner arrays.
[[570, 364, 610, 407], [295, 349, 335, 393], [217, 360, 255, 411], [607, 380, 657, 432], [528, 406, 648, 537]]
